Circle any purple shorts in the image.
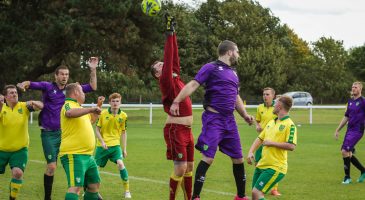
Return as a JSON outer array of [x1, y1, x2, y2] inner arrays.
[[195, 110, 243, 159], [341, 131, 363, 152]]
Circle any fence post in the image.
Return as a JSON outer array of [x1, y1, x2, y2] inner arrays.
[[149, 103, 153, 125], [30, 112, 33, 124], [309, 106, 313, 124]]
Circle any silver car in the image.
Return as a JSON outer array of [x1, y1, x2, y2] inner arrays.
[[283, 91, 313, 106]]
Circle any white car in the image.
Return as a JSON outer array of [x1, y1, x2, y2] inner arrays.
[[283, 91, 313, 106]]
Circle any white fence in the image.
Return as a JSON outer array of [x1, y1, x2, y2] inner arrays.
[[30, 104, 346, 125]]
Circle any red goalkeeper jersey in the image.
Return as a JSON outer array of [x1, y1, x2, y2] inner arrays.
[[159, 34, 192, 117]]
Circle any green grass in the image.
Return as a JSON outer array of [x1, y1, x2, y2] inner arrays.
[[1, 108, 365, 199]]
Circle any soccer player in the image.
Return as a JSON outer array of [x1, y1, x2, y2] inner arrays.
[[334, 81, 365, 184], [247, 95, 297, 200], [150, 15, 194, 200], [0, 85, 43, 200], [94, 93, 131, 198], [170, 40, 254, 200], [59, 83, 102, 200], [255, 87, 281, 196], [17, 57, 98, 200]]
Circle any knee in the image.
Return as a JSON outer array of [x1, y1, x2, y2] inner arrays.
[[67, 187, 81, 194], [186, 162, 194, 172], [341, 150, 351, 157], [12, 168, 23, 179], [87, 183, 100, 193], [202, 157, 214, 165], [117, 161, 125, 170], [174, 162, 187, 176]]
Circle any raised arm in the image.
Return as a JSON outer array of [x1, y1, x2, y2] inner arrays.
[[235, 95, 254, 125], [87, 57, 98, 90], [170, 80, 200, 116], [0, 94, 4, 112]]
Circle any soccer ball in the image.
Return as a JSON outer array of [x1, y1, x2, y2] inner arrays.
[[141, 0, 161, 16]]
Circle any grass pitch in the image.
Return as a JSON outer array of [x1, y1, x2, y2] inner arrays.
[[1, 108, 365, 199]]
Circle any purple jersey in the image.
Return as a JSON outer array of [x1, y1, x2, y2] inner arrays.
[[344, 96, 365, 133], [194, 60, 239, 116], [29, 82, 93, 130]]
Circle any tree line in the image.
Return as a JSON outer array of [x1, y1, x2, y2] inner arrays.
[[1, 0, 364, 104]]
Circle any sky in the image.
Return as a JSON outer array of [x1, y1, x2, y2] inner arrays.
[[172, 0, 365, 49]]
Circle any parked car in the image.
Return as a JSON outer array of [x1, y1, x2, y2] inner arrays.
[[283, 91, 313, 106]]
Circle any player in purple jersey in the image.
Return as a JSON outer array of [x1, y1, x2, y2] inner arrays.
[[170, 40, 254, 200], [17, 57, 98, 200], [334, 81, 365, 184]]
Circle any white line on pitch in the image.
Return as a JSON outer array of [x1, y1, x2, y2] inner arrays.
[[30, 160, 235, 196]]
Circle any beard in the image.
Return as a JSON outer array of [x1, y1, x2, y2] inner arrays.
[[229, 56, 238, 66]]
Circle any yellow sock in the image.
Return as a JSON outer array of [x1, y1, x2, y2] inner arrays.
[[10, 178, 23, 198], [123, 180, 130, 192]]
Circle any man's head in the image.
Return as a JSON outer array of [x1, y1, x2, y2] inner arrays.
[[351, 81, 362, 98], [263, 87, 275, 104], [273, 95, 293, 115], [109, 93, 122, 110], [65, 83, 85, 104], [217, 40, 239, 66], [151, 61, 164, 79], [3, 85, 18, 105], [55, 65, 70, 86]]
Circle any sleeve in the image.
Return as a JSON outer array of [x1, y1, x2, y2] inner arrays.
[[344, 101, 350, 117], [286, 123, 297, 145], [194, 63, 214, 85], [172, 34, 181, 75], [96, 112, 103, 128], [256, 105, 261, 122], [122, 113, 127, 131], [159, 35, 175, 89], [81, 84, 94, 93], [258, 126, 266, 140], [29, 81, 50, 91]]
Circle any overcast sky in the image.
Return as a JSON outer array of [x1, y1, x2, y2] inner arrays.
[[173, 0, 365, 49]]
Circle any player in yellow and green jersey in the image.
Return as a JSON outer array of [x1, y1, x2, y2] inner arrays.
[[247, 95, 297, 200], [59, 83, 102, 200], [254, 87, 280, 196], [0, 85, 43, 200], [95, 93, 131, 199]]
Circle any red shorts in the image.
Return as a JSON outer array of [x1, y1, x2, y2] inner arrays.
[[164, 123, 194, 162]]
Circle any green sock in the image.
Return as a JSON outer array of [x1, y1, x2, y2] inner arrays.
[[65, 192, 78, 200], [259, 198, 266, 200], [84, 191, 99, 200], [120, 168, 129, 182]]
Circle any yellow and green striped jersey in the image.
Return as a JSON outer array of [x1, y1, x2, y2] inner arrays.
[[96, 108, 127, 147], [256, 102, 277, 128], [60, 98, 95, 156], [256, 116, 297, 174], [0, 102, 30, 152]]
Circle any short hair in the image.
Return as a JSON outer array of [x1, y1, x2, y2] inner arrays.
[[217, 40, 237, 56], [109, 93, 122, 102], [263, 87, 276, 95], [353, 81, 363, 90], [278, 95, 293, 111], [55, 65, 69, 75], [150, 61, 160, 79], [3, 85, 17, 96], [65, 83, 80, 98]]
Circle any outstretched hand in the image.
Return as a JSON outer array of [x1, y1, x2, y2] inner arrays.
[[87, 57, 99, 70]]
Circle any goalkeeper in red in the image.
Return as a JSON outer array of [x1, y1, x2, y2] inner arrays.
[[150, 15, 194, 200]]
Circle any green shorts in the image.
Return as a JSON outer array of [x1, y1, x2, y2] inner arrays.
[[95, 145, 123, 168], [254, 145, 263, 162], [252, 168, 285, 193], [41, 130, 61, 163], [60, 154, 100, 187], [0, 147, 28, 174]]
